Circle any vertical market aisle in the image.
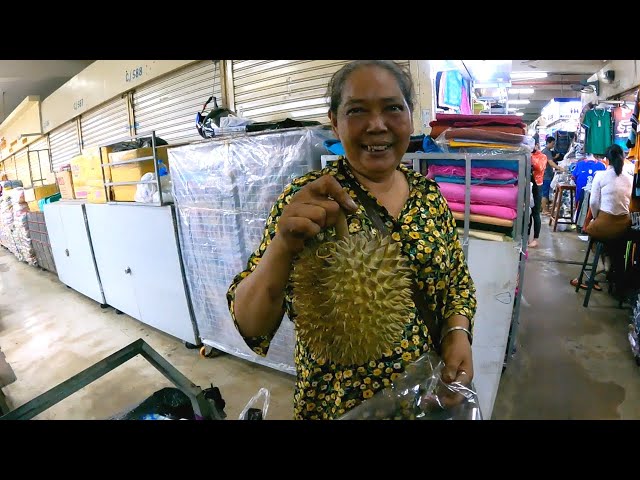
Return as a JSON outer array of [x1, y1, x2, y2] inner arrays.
[[493, 221, 640, 419]]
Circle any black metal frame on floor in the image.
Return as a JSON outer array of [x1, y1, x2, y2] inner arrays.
[[0, 338, 225, 420]]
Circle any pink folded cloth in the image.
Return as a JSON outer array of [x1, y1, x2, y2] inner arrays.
[[438, 182, 519, 209], [427, 165, 518, 181], [446, 201, 517, 220]]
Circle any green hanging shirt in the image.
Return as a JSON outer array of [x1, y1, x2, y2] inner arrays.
[[584, 108, 612, 155]]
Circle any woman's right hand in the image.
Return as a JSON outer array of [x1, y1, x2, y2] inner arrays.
[[275, 175, 358, 255]]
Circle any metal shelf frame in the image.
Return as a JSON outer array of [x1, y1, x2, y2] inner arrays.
[[407, 151, 531, 365], [96, 130, 168, 207]]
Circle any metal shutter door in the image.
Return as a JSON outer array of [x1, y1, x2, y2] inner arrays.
[[15, 150, 31, 188], [29, 136, 52, 186], [133, 60, 221, 145], [232, 60, 410, 124], [4, 157, 17, 181], [49, 121, 80, 172], [81, 96, 130, 149]]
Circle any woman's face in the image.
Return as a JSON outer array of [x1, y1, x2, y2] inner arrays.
[[329, 66, 413, 179]]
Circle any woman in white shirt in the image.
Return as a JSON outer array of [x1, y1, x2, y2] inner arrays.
[[586, 144, 633, 241]]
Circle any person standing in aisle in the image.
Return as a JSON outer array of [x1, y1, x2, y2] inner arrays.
[[541, 136, 566, 215], [528, 143, 547, 248]]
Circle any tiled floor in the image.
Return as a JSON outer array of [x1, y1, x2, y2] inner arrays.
[[0, 246, 295, 420]]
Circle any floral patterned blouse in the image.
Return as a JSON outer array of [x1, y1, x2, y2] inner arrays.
[[227, 157, 477, 420]]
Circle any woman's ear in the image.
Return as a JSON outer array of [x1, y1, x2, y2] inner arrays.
[[328, 110, 340, 138]]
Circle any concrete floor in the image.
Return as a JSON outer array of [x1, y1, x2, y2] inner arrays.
[[1, 218, 638, 420], [0, 246, 296, 420], [493, 219, 640, 419]]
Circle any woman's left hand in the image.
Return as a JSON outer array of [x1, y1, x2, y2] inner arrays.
[[439, 328, 473, 408]]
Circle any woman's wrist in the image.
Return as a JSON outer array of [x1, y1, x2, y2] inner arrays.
[[443, 314, 471, 331], [441, 325, 473, 345]]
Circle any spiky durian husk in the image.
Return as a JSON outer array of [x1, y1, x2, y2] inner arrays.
[[291, 230, 414, 366]]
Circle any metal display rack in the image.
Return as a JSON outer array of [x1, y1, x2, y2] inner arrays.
[[0, 339, 225, 420], [97, 130, 169, 207], [407, 151, 531, 364]]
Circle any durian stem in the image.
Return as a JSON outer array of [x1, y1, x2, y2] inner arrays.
[[335, 208, 349, 241]]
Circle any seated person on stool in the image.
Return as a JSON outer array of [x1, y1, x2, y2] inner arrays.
[[583, 144, 633, 296]]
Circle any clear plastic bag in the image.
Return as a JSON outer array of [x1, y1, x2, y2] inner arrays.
[[339, 352, 482, 420], [435, 127, 535, 154], [239, 387, 270, 420]]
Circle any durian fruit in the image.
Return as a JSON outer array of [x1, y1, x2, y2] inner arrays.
[[291, 209, 414, 366]]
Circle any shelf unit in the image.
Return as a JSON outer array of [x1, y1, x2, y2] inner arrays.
[[96, 130, 169, 207]]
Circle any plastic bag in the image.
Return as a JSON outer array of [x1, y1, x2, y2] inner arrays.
[[134, 172, 173, 204], [435, 127, 535, 154], [110, 136, 169, 152], [338, 352, 482, 420], [239, 387, 270, 420]]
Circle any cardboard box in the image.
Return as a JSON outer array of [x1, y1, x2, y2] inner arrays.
[[108, 146, 169, 182], [108, 146, 169, 202], [23, 184, 59, 203], [111, 184, 139, 202], [28, 200, 40, 212], [82, 146, 113, 182], [55, 171, 75, 199], [85, 185, 107, 204]]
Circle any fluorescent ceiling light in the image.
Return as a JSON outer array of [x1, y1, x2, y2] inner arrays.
[[509, 88, 535, 95], [507, 107, 519, 112], [511, 71, 547, 79], [509, 99, 530, 105], [515, 112, 525, 116]]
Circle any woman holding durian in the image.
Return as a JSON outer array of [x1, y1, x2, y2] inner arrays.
[[227, 60, 477, 420]]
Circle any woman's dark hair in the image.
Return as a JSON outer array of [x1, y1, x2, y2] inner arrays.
[[326, 60, 415, 115], [605, 144, 624, 175]]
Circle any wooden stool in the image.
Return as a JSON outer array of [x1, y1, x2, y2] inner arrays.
[[549, 184, 576, 232], [575, 237, 605, 307]]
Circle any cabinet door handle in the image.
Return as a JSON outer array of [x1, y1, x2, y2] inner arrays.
[[65, 249, 70, 257], [124, 267, 132, 274]]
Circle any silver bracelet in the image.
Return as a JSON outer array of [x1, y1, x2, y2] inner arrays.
[[441, 326, 473, 345]]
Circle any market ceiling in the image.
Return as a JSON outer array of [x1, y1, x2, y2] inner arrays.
[[466, 60, 608, 125]]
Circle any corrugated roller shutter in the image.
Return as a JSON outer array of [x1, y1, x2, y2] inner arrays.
[[15, 150, 31, 188], [232, 60, 411, 124], [49, 120, 80, 172], [29, 137, 52, 184], [133, 60, 221, 145], [81, 96, 130, 149], [4, 157, 17, 181]]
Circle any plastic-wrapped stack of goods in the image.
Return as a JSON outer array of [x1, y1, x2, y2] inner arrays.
[[629, 293, 640, 366], [26, 212, 57, 273], [0, 194, 15, 250], [424, 114, 530, 242], [0, 189, 37, 265]]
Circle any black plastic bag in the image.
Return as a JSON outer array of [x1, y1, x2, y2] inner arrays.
[[110, 136, 169, 152], [113, 385, 226, 420], [245, 118, 320, 133]]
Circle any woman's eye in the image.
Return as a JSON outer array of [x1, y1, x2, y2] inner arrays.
[[346, 107, 365, 115], [387, 105, 404, 112]]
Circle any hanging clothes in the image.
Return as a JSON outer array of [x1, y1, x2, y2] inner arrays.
[[583, 108, 613, 155]]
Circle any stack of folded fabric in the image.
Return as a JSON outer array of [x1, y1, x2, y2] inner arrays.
[[428, 113, 526, 139], [425, 114, 529, 241]]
